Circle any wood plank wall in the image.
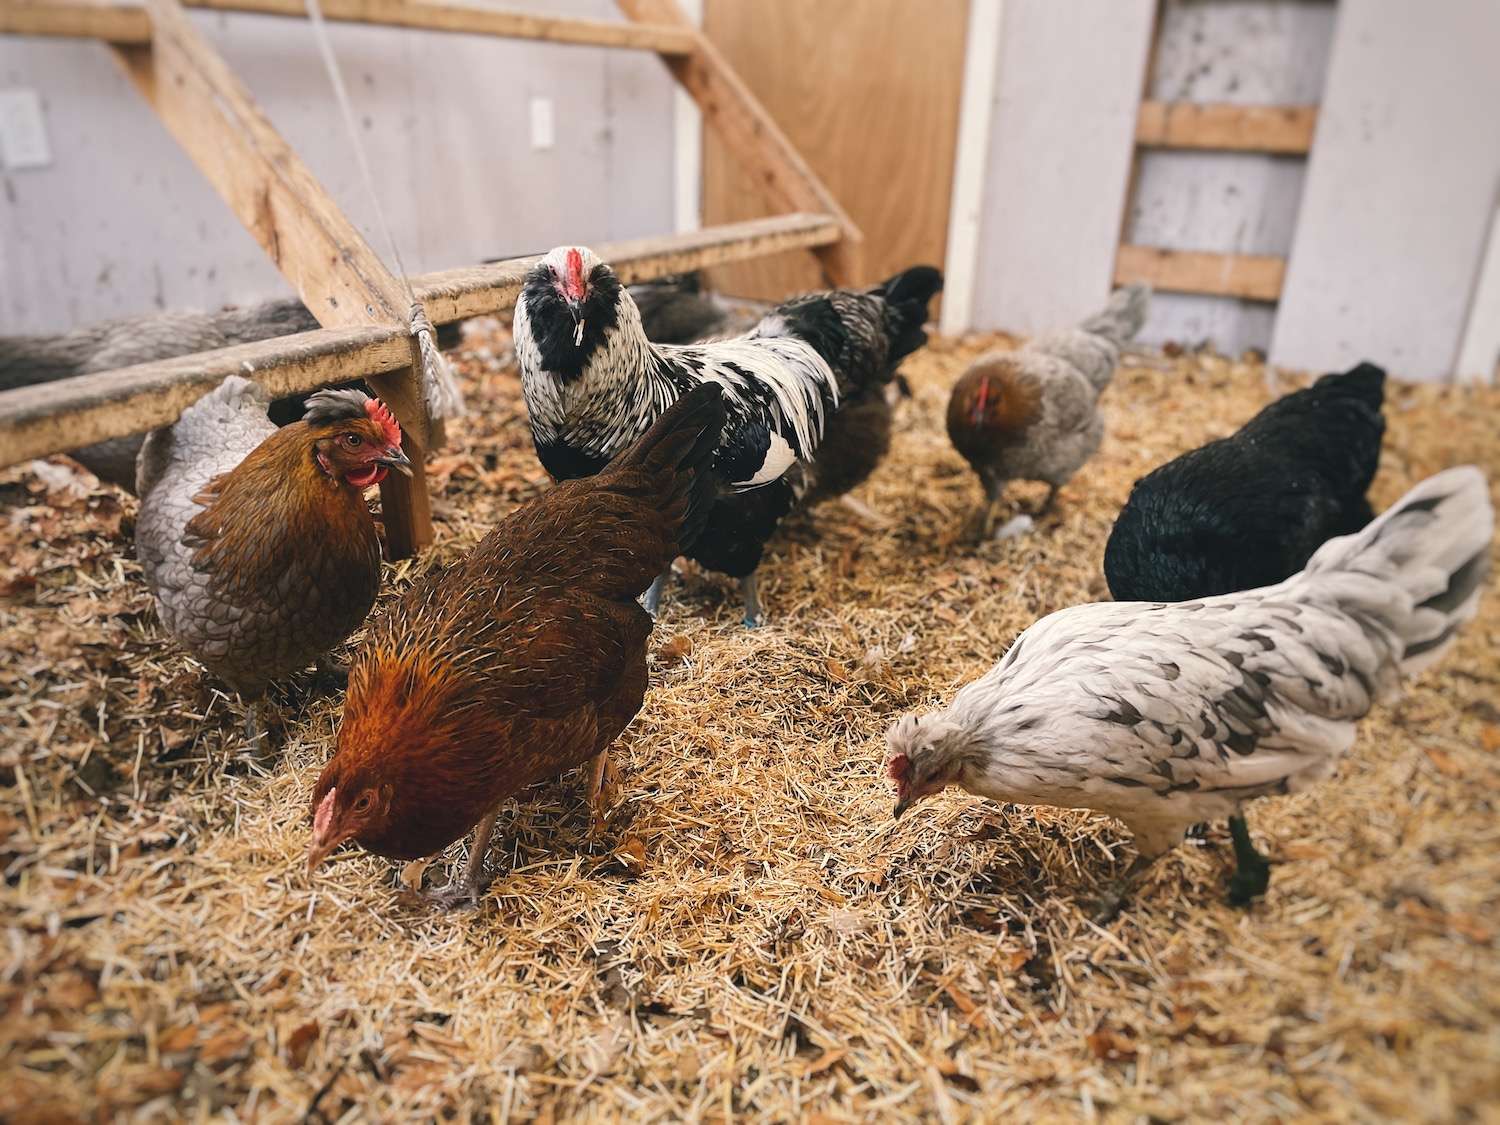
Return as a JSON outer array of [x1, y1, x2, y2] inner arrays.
[[700, 0, 968, 300]]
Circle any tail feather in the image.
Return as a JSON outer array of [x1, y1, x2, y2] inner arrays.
[[1079, 282, 1151, 348], [1311, 361, 1386, 409], [871, 265, 943, 367], [1300, 466, 1493, 679]]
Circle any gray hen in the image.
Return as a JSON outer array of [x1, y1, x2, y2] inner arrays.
[[887, 466, 1491, 910]]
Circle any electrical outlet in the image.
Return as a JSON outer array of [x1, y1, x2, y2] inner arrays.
[[0, 89, 52, 170], [529, 96, 555, 152]]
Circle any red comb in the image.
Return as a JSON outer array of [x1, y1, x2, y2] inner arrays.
[[365, 397, 402, 449], [886, 753, 910, 782], [563, 248, 586, 301]]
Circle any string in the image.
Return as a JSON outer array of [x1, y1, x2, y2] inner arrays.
[[302, 0, 465, 420]]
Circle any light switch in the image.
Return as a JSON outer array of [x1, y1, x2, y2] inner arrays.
[[0, 89, 52, 170]]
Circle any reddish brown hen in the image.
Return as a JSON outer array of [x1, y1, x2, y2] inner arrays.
[[306, 383, 727, 906], [136, 378, 410, 743]]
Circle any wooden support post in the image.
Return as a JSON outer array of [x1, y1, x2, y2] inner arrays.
[[112, 0, 434, 557], [615, 0, 865, 288]]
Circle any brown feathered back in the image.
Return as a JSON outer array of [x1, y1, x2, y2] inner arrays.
[[316, 384, 727, 862]]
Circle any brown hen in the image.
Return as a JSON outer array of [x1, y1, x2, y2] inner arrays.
[[306, 383, 727, 905], [136, 378, 410, 743]]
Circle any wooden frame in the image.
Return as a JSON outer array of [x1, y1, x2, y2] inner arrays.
[[1112, 2, 1317, 305], [1, 0, 863, 557]]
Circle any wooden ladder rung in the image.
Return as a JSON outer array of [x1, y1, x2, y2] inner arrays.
[[1135, 101, 1319, 155], [1114, 245, 1286, 302]]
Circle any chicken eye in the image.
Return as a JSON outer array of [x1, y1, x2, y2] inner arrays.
[[353, 793, 372, 812], [343, 433, 364, 448]]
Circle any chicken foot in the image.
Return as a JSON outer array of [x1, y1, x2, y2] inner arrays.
[[424, 810, 501, 909], [1226, 814, 1272, 907], [586, 750, 623, 838]]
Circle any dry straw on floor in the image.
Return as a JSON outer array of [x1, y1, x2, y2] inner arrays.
[[2, 328, 1498, 1121]]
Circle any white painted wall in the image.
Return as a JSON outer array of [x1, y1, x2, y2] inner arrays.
[[967, 0, 1155, 338], [0, 1, 676, 334], [1127, 0, 1335, 357], [1271, 0, 1500, 382]]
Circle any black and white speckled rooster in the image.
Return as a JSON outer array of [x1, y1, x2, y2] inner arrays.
[[887, 466, 1491, 912], [514, 246, 942, 624]]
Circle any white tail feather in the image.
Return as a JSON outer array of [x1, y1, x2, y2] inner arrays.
[[1298, 465, 1493, 680]]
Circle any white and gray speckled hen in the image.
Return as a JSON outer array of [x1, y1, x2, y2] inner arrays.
[[887, 466, 1492, 909], [946, 283, 1150, 539], [514, 245, 941, 625], [136, 377, 410, 742]]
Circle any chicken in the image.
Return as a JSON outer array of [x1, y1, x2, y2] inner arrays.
[[886, 466, 1491, 911], [136, 378, 410, 742], [1104, 362, 1387, 602], [0, 298, 457, 491], [305, 384, 727, 906], [946, 283, 1150, 538], [513, 245, 942, 624], [627, 272, 731, 344]]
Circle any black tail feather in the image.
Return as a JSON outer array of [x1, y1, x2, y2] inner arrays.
[[872, 265, 944, 367]]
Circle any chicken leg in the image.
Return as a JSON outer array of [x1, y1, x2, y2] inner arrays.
[[641, 571, 670, 619], [424, 810, 500, 909], [1226, 815, 1272, 906], [740, 574, 765, 628], [586, 750, 623, 837]]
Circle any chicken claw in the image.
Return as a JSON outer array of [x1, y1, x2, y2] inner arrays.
[[423, 810, 500, 910]]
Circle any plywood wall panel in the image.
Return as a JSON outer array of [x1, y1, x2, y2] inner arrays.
[[701, 0, 967, 300]]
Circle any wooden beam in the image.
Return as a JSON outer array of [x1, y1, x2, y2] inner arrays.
[[113, 0, 435, 556], [1, 0, 695, 53], [615, 0, 865, 287], [1135, 101, 1319, 154], [0, 214, 841, 469], [0, 0, 149, 40], [1114, 245, 1285, 302]]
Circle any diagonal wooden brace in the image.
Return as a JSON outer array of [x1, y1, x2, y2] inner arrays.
[[112, 0, 436, 556]]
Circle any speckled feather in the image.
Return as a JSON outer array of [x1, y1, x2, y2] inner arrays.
[[889, 467, 1492, 856], [514, 247, 940, 578]]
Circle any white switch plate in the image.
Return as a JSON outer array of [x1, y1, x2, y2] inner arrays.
[[0, 89, 52, 170], [529, 96, 555, 151]]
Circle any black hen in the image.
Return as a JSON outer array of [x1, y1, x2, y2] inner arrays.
[[1104, 362, 1387, 602]]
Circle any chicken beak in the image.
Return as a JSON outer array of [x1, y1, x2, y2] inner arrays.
[[306, 835, 339, 877], [377, 446, 414, 477], [893, 796, 913, 820]]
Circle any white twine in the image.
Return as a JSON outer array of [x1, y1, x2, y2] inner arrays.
[[302, 0, 465, 420]]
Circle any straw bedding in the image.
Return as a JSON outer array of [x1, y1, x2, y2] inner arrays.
[[2, 328, 1498, 1122]]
